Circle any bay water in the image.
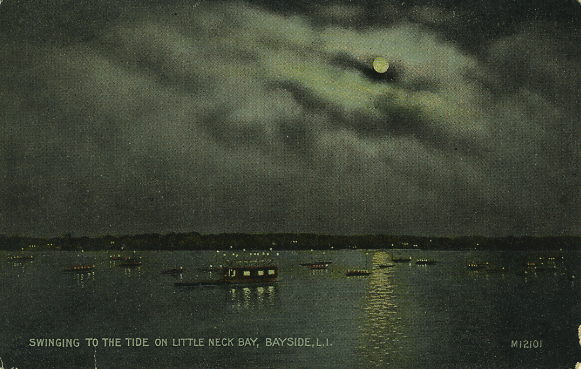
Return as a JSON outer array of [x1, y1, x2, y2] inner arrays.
[[1, 250, 580, 368]]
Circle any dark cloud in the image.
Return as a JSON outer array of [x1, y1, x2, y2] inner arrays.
[[0, 0, 579, 237]]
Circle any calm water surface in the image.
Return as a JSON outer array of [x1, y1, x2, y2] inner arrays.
[[1, 250, 580, 368]]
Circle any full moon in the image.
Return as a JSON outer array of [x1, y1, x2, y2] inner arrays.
[[372, 57, 389, 73]]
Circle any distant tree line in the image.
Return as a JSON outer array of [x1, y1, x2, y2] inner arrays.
[[0, 233, 579, 251]]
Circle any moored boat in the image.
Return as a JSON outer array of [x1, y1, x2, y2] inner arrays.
[[109, 255, 132, 261], [377, 264, 395, 269], [487, 266, 508, 273], [467, 262, 489, 270], [391, 256, 411, 263], [175, 265, 278, 286], [175, 279, 229, 286], [64, 264, 95, 273], [416, 259, 437, 265], [197, 265, 224, 272], [307, 263, 329, 269], [346, 269, 371, 276], [299, 261, 332, 267], [10, 255, 34, 261], [523, 261, 558, 273]]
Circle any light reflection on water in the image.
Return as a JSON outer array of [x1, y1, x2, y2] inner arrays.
[[358, 251, 403, 368], [9, 262, 33, 277], [229, 285, 277, 309], [309, 268, 329, 277], [1, 250, 579, 368], [70, 271, 95, 286], [121, 266, 142, 277]]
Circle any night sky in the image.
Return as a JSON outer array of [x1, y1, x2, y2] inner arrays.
[[1, 0, 580, 237]]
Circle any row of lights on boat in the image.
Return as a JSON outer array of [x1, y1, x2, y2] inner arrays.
[[217, 251, 280, 257]]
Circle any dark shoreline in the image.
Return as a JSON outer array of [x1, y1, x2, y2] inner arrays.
[[1, 233, 579, 251]]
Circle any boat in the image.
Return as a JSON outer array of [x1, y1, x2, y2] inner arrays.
[[196, 265, 224, 272], [415, 259, 437, 265], [64, 264, 95, 273], [523, 261, 558, 273], [162, 267, 185, 274], [522, 256, 564, 272], [391, 256, 411, 263], [299, 261, 332, 267], [467, 262, 489, 270], [377, 264, 395, 269], [487, 267, 508, 273], [10, 255, 34, 261], [346, 269, 371, 276], [175, 265, 278, 286], [109, 255, 132, 261], [307, 263, 329, 270]]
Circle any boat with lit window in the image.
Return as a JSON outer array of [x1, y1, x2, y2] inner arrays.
[[307, 263, 329, 270], [109, 255, 132, 261], [299, 261, 332, 267], [416, 259, 437, 265], [10, 255, 34, 261], [467, 262, 489, 270], [175, 265, 278, 286], [64, 264, 95, 273], [346, 269, 371, 276]]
